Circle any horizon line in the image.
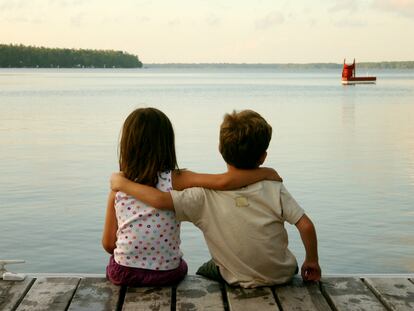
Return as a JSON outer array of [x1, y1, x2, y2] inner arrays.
[[144, 61, 414, 65]]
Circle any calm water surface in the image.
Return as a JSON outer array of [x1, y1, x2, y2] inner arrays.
[[1, 68, 413, 274]]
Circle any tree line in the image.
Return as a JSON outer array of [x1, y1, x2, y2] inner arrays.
[[0, 44, 143, 68], [356, 61, 414, 69]]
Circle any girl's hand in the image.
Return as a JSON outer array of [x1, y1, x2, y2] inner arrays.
[[110, 172, 126, 192], [301, 260, 321, 282]]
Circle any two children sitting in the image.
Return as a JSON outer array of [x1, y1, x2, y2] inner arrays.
[[104, 108, 321, 288]]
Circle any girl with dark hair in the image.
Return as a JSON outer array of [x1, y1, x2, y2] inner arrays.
[[102, 107, 280, 287]]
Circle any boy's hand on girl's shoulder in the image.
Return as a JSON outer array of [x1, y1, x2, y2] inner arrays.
[[110, 172, 125, 192], [301, 261, 321, 282], [262, 167, 283, 182]]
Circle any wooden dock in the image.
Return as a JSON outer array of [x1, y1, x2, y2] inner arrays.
[[1, 274, 413, 310]]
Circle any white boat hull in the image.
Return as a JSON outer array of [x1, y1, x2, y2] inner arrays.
[[342, 80, 376, 85]]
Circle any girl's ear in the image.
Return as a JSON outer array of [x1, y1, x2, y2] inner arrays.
[[258, 152, 267, 165]]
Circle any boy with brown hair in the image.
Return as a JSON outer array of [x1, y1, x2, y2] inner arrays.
[[111, 110, 321, 288]]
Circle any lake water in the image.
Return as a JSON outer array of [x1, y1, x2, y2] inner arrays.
[[1, 67, 413, 275]]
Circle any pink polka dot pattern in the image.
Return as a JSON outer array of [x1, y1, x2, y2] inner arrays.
[[113, 171, 182, 270]]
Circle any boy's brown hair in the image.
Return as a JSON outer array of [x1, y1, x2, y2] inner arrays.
[[219, 110, 272, 169]]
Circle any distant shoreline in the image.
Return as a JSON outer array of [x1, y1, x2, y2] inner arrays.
[[146, 62, 414, 70], [1, 43, 412, 69], [1, 64, 413, 70]]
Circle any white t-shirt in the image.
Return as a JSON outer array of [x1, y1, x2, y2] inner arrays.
[[171, 181, 304, 288], [114, 171, 182, 270]]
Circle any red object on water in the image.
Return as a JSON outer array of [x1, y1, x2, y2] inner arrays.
[[342, 59, 376, 84]]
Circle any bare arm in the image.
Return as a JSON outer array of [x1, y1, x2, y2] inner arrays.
[[295, 214, 321, 281], [172, 167, 283, 191], [102, 191, 118, 254], [110, 173, 174, 210]]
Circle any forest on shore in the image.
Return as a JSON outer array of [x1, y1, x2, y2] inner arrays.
[[0, 44, 142, 68]]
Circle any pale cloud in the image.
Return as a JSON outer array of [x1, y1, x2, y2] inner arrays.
[[103, 15, 150, 24], [372, 0, 414, 18], [255, 11, 284, 30], [333, 18, 366, 28], [48, 0, 88, 7], [0, 0, 83, 11], [5, 16, 28, 22], [308, 18, 317, 27], [31, 17, 42, 24], [4, 16, 42, 24], [303, 6, 312, 14], [0, 0, 32, 10], [123, 0, 153, 8], [70, 13, 86, 27], [100, 16, 122, 25], [206, 14, 220, 26], [329, 0, 359, 13], [168, 18, 181, 27], [138, 16, 151, 23]]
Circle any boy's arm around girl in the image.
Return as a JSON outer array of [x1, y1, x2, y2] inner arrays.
[[109, 171, 321, 282], [102, 167, 281, 255]]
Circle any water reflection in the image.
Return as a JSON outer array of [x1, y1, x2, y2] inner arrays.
[[341, 88, 356, 130]]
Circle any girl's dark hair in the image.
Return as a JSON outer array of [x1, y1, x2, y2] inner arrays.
[[119, 107, 178, 186]]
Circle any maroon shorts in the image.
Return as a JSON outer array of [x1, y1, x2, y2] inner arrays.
[[106, 256, 188, 287]]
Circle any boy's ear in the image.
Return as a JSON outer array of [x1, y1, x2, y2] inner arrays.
[[258, 152, 267, 165]]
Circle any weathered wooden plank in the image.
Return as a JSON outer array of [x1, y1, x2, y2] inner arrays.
[[274, 277, 330, 311], [15, 277, 80, 311], [321, 277, 387, 311], [0, 278, 34, 311], [67, 277, 121, 311], [226, 285, 279, 311], [176, 275, 224, 311], [122, 287, 171, 311], [364, 278, 414, 311]]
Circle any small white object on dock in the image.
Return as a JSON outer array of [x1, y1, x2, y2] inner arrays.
[[0, 260, 25, 280], [2, 272, 26, 281]]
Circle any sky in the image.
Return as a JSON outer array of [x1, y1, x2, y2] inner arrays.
[[1, 0, 413, 63]]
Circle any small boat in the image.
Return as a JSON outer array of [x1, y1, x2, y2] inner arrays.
[[342, 59, 376, 84]]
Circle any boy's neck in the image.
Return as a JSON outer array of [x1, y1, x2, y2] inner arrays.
[[226, 164, 260, 172], [225, 152, 267, 172]]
